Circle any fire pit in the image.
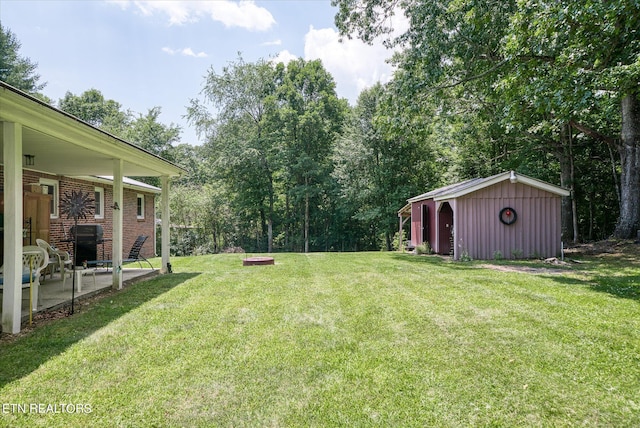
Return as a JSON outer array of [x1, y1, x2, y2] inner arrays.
[[242, 256, 275, 266]]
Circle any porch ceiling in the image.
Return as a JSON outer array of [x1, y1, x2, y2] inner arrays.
[[0, 83, 184, 178], [2, 126, 158, 176]]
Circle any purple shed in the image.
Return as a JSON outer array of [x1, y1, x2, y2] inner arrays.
[[398, 171, 571, 260]]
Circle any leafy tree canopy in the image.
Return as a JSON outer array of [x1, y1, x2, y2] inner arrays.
[[0, 22, 46, 94]]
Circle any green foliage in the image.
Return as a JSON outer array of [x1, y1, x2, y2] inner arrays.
[[187, 56, 280, 252], [500, 0, 640, 238], [416, 242, 432, 255], [164, 183, 236, 256], [391, 230, 406, 251], [334, 83, 441, 251], [58, 89, 183, 187], [0, 22, 45, 93], [58, 88, 131, 135], [333, 0, 640, 242], [122, 107, 181, 160], [459, 249, 473, 262], [187, 56, 349, 253]]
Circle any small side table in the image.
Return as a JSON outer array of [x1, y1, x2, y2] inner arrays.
[[74, 268, 96, 292]]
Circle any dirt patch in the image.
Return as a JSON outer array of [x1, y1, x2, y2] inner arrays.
[[564, 239, 640, 258], [478, 239, 640, 274], [477, 263, 571, 275]]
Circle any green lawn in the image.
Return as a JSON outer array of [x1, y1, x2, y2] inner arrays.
[[1, 252, 639, 427]]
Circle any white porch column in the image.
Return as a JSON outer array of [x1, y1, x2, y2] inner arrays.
[[112, 159, 124, 290], [2, 122, 24, 334], [160, 175, 171, 274]]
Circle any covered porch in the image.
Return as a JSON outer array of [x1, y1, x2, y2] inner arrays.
[[1, 82, 184, 333]]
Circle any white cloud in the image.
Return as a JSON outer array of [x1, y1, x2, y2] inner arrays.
[[261, 39, 282, 47], [162, 47, 208, 58], [182, 48, 208, 58], [302, 8, 409, 104], [111, 0, 275, 30], [271, 50, 298, 65], [303, 25, 397, 104]]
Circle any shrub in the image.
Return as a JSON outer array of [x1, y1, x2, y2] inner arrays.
[[391, 230, 407, 251], [459, 249, 473, 262], [416, 242, 432, 255]]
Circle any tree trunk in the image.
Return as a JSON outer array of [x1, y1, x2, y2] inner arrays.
[[558, 124, 575, 243], [304, 176, 310, 253], [613, 91, 640, 239], [568, 125, 579, 243], [284, 192, 290, 251], [268, 177, 274, 253], [259, 208, 266, 252]]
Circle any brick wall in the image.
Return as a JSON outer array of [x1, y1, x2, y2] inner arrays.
[[1, 166, 157, 260]]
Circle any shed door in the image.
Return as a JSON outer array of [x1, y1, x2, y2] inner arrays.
[[421, 204, 429, 244], [438, 202, 453, 255]]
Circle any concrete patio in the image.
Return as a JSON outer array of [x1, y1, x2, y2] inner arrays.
[[1, 267, 159, 324]]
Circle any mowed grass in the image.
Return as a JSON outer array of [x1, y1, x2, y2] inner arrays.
[[1, 252, 639, 427]]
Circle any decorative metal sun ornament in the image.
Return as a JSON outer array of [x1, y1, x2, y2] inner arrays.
[[59, 190, 94, 314], [60, 190, 95, 221]]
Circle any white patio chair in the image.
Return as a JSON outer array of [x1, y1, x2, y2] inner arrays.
[[36, 238, 73, 289], [0, 245, 49, 311]]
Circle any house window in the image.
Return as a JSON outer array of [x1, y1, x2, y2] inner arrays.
[[137, 194, 145, 219], [39, 178, 59, 218], [94, 187, 104, 219]]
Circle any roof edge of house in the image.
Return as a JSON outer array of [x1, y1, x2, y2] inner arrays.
[[73, 175, 162, 194]]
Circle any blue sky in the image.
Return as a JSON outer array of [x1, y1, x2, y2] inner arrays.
[[1, 0, 403, 145]]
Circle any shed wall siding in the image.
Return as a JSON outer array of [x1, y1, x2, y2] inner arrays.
[[455, 181, 562, 260]]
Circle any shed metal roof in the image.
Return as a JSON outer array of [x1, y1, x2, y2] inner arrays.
[[407, 171, 570, 204]]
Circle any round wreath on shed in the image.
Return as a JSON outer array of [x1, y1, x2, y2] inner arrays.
[[499, 207, 517, 225]]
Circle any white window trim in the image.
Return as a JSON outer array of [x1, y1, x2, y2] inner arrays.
[[94, 187, 104, 219], [39, 178, 59, 219], [137, 194, 145, 219]]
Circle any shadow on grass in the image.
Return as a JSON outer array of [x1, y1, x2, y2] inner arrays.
[[0, 272, 200, 388], [391, 252, 454, 266], [546, 271, 640, 301], [391, 252, 483, 272], [394, 252, 640, 301]]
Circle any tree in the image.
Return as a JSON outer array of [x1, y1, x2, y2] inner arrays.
[[0, 22, 45, 94], [169, 143, 213, 186], [269, 59, 346, 252], [59, 89, 182, 186], [58, 88, 131, 136], [167, 183, 236, 255], [335, 0, 640, 241], [187, 56, 279, 252], [334, 83, 440, 250], [504, 0, 640, 239], [123, 107, 181, 159]]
